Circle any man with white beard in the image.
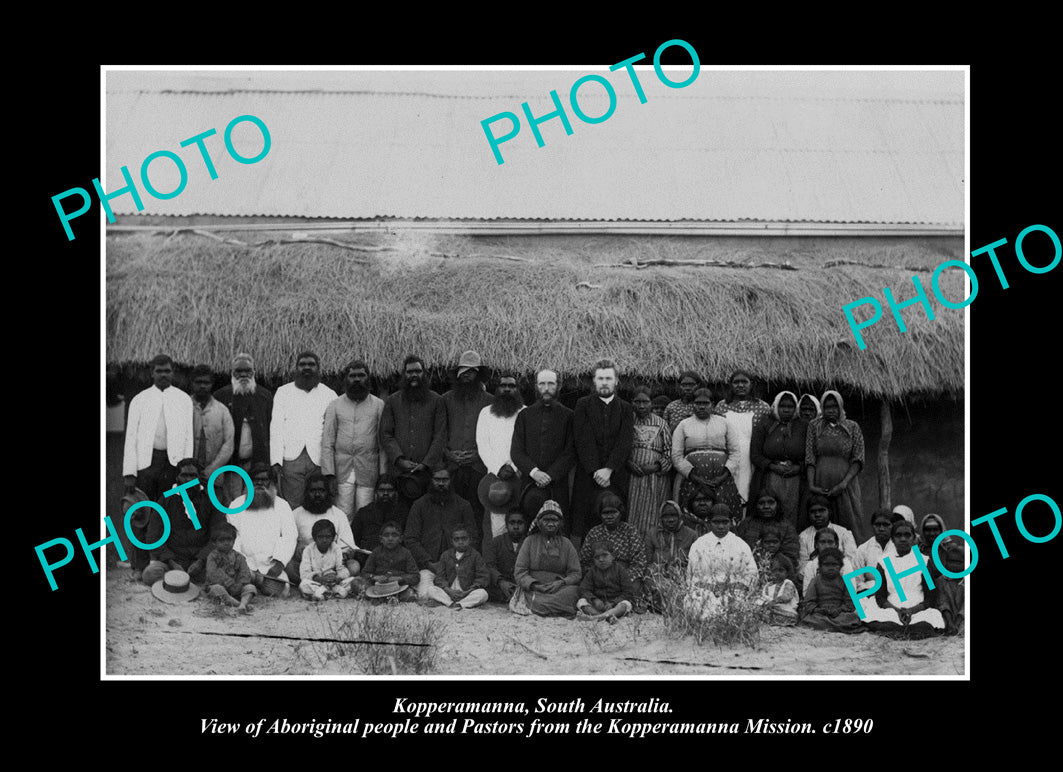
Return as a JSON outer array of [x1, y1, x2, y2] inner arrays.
[[228, 462, 297, 598], [475, 373, 525, 550], [214, 353, 273, 504], [270, 351, 338, 508]]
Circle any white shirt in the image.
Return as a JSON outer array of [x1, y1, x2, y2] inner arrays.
[[854, 537, 896, 590], [122, 385, 194, 476], [687, 532, 758, 587], [228, 495, 297, 579], [476, 405, 524, 476], [798, 524, 858, 575], [291, 505, 359, 555], [269, 382, 338, 465]]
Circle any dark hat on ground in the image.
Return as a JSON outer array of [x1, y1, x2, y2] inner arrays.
[[395, 470, 428, 500], [365, 579, 408, 599], [151, 570, 201, 604], [478, 472, 520, 512]]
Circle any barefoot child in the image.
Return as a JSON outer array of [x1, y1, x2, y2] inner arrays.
[[798, 547, 863, 633], [760, 554, 799, 625], [360, 521, 419, 601], [299, 520, 355, 600], [426, 527, 490, 610], [577, 542, 636, 624], [204, 522, 255, 612]]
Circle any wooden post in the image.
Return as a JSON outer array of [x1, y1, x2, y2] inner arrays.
[[878, 399, 893, 508]]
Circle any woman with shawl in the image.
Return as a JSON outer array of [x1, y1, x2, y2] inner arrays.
[[735, 491, 801, 569], [511, 500, 582, 617], [579, 491, 649, 596], [626, 387, 673, 539], [714, 370, 773, 504], [671, 388, 743, 520], [798, 394, 822, 422], [748, 391, 807, 524], [805, 390, 866, 540]]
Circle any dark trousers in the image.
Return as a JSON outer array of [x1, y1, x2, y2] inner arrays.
[[570, 470, 628, 538], [451, 465, 484, 517], [132, 450, 177, 572]]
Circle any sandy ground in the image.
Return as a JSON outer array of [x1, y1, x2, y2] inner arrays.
[[105, 566, 965, 677]]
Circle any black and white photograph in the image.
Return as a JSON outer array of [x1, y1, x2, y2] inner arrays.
[[23, 33, 1058, 758], [99, 66, 968, 677]]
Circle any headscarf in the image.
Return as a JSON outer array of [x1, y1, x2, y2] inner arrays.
[[659, 500, 683, 531], [798, 393, 822, 418], [818, 389, 857, 439], [528, 499, 563, 534], [919, 512, 948, 550], [892, 504, 916, 527], [771, 391, 800, 422]]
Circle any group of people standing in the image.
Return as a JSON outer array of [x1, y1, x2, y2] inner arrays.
[[118, 352, 960, 637]]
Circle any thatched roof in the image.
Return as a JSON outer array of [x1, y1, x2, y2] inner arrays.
[[106, 230, 964, 399]]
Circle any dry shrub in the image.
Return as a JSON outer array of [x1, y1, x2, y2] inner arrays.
[[655, 566, 769, 649], [307, 601, 446, 675]]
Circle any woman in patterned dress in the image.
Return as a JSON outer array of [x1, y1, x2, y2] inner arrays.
[[805, 390, 866, 540], [714, 370, 773, 505], [671, 388, 743, 521], [626, 387, 673, 539]]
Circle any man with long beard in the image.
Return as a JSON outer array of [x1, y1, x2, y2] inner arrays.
[[228, 462, 298, 597], [441, 350, 493, 511], [475, 373, 525, 550], [321, 360, 385, 517], [214, 353, 273, 503], [404, 467, 479, 599], [510, 369, 576, 523], [379, 354, 446, 510], [284, 472, 362, 583], [270, 351, 338, 508], [571, 359, 634, 542]]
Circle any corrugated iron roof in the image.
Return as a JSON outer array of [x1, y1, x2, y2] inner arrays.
[[104, 71, 963, 225]]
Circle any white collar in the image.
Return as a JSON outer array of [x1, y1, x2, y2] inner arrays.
[[598, 394, 615, 405]]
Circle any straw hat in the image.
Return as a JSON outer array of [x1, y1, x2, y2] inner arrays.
[[151, 570, 201, 604], [365, 580, 408, 599]]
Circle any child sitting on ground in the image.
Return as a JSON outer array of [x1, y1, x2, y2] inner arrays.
[[299, 519, 355, 601], [801, 527, 855, 596], [577, 542, 636, 624], [360, 521, 419, 602], [204, 522, 255, 613], [759, 554, 799, 625], [752, 525, 801, 591], [426, 527, 489, 610], [797, 547, 863, 633]]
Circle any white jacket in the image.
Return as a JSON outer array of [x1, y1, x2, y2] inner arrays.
[[122, 385, 194, 476]]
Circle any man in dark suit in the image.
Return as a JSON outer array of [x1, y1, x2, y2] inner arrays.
[[213, 352, 273, 504], [510, 368, 576, 519], [571, 359, 634, 541]]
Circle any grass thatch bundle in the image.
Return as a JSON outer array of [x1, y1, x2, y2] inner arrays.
[[107, 229, 964, 398]]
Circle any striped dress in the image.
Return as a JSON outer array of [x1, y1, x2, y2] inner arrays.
[[626, 413, 673, 539]]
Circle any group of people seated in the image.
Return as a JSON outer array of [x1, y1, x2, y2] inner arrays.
[[118, 351, 963, 639]]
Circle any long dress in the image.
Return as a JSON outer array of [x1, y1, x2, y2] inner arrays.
[[748, 391, 807, 525], [627, 413, 673, 538], [670, 414, 743, 521], [798, 574, 864, 633], [862, 551, 945, 637], [715, 397, 772, 504], [511, 532, 582, 617], [804, 392, 866, 540]]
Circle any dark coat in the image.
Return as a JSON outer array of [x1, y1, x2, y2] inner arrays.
[[379, 389, 447, 473], [431, 547, 490, 591], [484, 532, 525, 587], [146, 487, 226, 566], [213, 384, 274, 466], [404, 492, 479, 568]]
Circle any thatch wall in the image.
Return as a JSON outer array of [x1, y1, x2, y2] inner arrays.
[[106, 230, 964, 399]]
